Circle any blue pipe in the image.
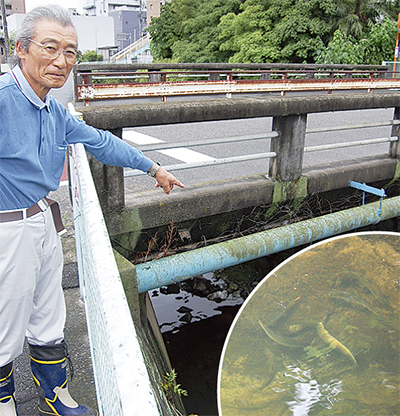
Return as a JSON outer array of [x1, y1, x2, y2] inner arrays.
[[135, 196, 400, 293]]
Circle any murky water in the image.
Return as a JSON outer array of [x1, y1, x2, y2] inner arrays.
[[150, 259, 281, 415], [219, 233, 400, 416]]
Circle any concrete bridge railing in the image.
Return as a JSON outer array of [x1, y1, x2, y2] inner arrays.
[[78, 92, 400, 214]]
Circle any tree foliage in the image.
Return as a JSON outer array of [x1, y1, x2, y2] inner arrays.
[[148, 0, 399, 64], [316, 17, 397, 64], [219, 0, 337, 63], [148, 0, 244, 62], [80, 50, 103, 62]]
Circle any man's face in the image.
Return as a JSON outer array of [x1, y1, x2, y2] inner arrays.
[[16, 19, 78, 101]]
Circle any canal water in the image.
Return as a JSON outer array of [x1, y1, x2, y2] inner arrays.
[[150, 252, 290, 415], [150, 232, 399, 416], [219, 232, 399, 416]]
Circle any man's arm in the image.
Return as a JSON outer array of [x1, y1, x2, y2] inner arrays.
[[65, 113, 184, 194]]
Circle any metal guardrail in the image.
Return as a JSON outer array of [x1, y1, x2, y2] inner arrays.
[[74, 63, 395, 104], [77, 78, 400, 103], [124, 120, 400, 177]]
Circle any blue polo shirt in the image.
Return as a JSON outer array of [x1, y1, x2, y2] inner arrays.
[[0, 66, 153, 210]]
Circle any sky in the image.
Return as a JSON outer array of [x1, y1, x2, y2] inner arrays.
[[25, 0, 84, 14]]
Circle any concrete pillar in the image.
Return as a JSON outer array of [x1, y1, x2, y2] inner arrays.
[[208, 72, 220, 81], [390, 107, 400, 158], [269, 114, 307, 181], [89, 128, 125, 213], [149, 72, 162, 83]]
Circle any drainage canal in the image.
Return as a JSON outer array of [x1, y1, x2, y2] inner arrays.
[[150, 255, 282, 416], [148, 225, 398, 416]]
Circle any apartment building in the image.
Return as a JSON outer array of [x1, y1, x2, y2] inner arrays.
[[146, 0, 167, 27]]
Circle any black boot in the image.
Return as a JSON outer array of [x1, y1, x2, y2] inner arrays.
[[29, 342, 97, 416], [0, 363, 18, 416]]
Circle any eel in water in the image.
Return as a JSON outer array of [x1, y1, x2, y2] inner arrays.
[[258, 320, 308, 348], [317, 322, 357, 365]]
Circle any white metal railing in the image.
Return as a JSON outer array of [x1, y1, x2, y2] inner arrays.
[[124, 120, 399, 177], [76, 77, 400, 102], [69, 142, 161, 416], [110, 33, 150, 63], [68, 102, 162, 415]]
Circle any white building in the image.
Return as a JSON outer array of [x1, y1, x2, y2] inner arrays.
[[7, 14, 115, 53], [83, 0, 145, 16]]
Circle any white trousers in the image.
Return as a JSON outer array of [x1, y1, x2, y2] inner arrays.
[[0, 206, 65, 367]]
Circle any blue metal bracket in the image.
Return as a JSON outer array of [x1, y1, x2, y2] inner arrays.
[[349, 180, 386, 215]]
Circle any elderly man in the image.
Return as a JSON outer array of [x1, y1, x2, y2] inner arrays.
[[0, 5, 184, 416]]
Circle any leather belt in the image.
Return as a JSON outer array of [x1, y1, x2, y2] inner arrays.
[[0, 199, 49, 223]]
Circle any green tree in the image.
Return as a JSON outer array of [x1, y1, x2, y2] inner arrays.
[[315, 29, 366, 64], [148, 0, 398, 64], [333, 0, 383, 39], [171, 0, 244, 62], [316, 17, 396, 64], [377, 0, 400, 21], [148, 0, 244, 62], [218, 0, 277, 63], [364, 16, 397, 64], [219, 0, 337, 63], [147, 0, 195, 61], [80, 50, 103, 62]]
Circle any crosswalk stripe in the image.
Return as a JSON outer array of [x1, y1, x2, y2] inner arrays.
[[123, 129, 215, 163]]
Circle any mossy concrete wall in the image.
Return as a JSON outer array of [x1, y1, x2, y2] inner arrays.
[[107, 155, 399, 256]]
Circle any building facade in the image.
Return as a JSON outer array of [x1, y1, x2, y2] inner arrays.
[[1, 0, 25, 64], [110, 8, 146, 49], [146, 0, 163, 27], [83, 0, 144, 16], [7, 13, 115, 54], [10, 0, 24, 14], [0, 0, 25, 22], [0, 35, 5, 64], [1, 0, 25, 34]]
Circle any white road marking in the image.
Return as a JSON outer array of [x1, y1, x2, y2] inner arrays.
[[123, 130, 163, 145], [60, 129, 214, 186], [123, 129, 215, 163], [161, 148, 214, 162]]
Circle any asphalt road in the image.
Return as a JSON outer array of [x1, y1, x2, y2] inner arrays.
[[121, 106, 394, 195]]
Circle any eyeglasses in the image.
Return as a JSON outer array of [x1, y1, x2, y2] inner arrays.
[[28, 39, 81, 64]]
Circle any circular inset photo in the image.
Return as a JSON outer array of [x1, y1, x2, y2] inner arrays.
[[218, 232, 400, 416]]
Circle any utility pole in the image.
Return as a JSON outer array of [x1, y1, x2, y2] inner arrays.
[[139, 0, 142, 39], [0, 0, 10, 60], [393, 13, 400, 78]]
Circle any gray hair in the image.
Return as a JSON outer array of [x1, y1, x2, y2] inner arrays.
[[10, 5, 77, 66]]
